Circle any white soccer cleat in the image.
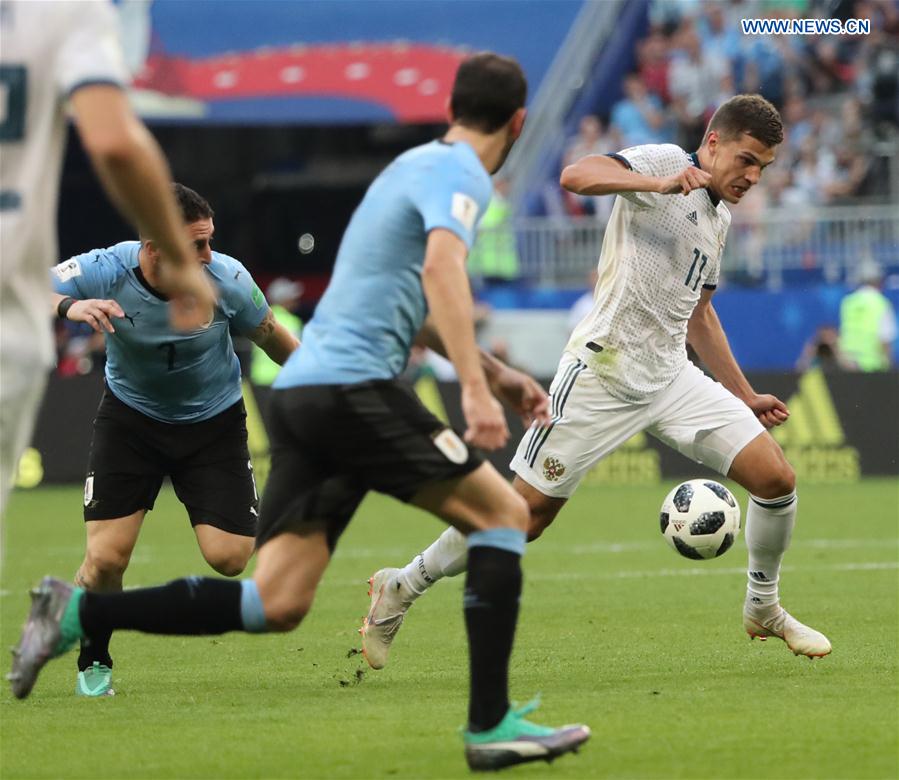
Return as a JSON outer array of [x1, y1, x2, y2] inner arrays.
[[360, 568, 412, 670], [743, 601, 832, 658]]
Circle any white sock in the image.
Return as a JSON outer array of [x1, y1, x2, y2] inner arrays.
[[397, 526, 468, 600], [745, 491, 797, 608]]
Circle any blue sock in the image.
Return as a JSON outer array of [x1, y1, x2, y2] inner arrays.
[[239, 580, 267, 633], [467, 527, 526, 556]]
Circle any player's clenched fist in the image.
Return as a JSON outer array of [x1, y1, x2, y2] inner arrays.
[[462, 382, 510, 451], [657, 165, 712, 196], [65, 299, 125, 334], [747, 393, 790, 429]]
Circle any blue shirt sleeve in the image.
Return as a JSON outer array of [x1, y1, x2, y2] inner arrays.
[[50, 249, 121, 299], [414, 155, 490, 249], [213, 255, 269, 333]]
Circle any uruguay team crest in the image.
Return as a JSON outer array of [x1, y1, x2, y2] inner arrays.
[[83, 475, 94, 507], [542, 456, 566, 482]]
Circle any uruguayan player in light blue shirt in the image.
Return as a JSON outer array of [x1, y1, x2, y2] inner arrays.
[[48, 184, 299, 697]]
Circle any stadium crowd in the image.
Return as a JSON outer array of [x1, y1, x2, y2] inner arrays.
[[560, 0, 899, 219]]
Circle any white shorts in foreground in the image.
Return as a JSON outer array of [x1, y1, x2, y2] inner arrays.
[[511, 353, 764, 498]]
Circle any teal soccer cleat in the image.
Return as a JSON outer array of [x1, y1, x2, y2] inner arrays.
[[463, 698, 591, 771], [76, 662, 115, 697]]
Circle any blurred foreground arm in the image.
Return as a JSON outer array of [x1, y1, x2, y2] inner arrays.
[[69, 85, 213, 317]]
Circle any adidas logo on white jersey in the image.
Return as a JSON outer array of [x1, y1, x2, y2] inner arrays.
[[686, 211, 698, 225]]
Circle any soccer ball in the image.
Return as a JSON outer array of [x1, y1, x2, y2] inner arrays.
[[659, 479, 741, 560]]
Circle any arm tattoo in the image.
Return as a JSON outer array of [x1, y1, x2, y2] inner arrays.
[[250, 310, 276, 344]]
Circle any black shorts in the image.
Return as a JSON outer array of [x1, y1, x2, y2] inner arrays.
[[83, 388, 258, 536], [257, 379, 483, 550]]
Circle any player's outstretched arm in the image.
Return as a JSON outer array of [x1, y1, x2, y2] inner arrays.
[[69, 85, 213, 320], [561, 155, 710, 197], [70, 86, 192, 270], [416, 320, 550, 428], [50, 292, 123, 334], [246, 310, 300, 365], [688, 289, 789, 429], [422, 229, 509, 450]]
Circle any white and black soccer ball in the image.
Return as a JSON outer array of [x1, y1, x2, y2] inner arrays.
[[659, 479, 741, 560]]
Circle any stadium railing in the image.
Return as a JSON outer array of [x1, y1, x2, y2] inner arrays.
[[478, 205, 899, 289]]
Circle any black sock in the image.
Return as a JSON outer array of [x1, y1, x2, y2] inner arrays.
[[80, 577, 243, 638], [464, 546, 522, 732], [78, 631, 113, 672]]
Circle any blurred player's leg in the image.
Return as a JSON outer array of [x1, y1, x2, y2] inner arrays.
[[8, 531, 330, 700], [728, 434, 831, 658], [0, 363, 46, 522]]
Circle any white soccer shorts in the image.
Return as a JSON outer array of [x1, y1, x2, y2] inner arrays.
[[511, 352, 765, 498]]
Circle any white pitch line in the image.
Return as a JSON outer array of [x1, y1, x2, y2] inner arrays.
[[333, 537, 899, 559], [539, 537, 899, 556], [527, 560, 899, 582], [1, 561, 896, 597]]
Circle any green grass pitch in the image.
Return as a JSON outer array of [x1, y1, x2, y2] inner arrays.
[[2, 479, 897, 779]]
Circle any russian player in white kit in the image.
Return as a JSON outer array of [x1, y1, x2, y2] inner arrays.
[[363, 94, 831, 665], [0, 0, 211, 518]]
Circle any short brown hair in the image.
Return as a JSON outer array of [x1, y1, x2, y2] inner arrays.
[[705, 94, 784, 148], [450, 52, 527, 134], [173, 183, 214, 223]]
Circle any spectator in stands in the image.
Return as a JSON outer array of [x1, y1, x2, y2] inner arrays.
[[782, 95, 813, 161], [793, 136, 839, 205], [636, 28, 671, 102], [807, 38, 854, 95], [839, 262, 897, 371], [825, 146, 871, 203], [668, 22, 729, 148], [808, 108, 843, 153], [563, 116, 613, 168], [467, 178, 520, 282], [696, 2, 743, 65], [795, 325, 855, 372], [650, 0, 701, 32], [250, 277, 303, 386], [741, 34, 786, 104], [562, 117, 620, 221], [856, 20, 899, 131], [610, 73, 669, 147], [839, 97, 865, 146]]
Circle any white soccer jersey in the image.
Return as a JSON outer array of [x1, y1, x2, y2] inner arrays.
[[567, 143, 732, 403], [0, 0, 127, 368]]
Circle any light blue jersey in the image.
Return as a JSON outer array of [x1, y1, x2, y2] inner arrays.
[[52, 241, 269, 422], [275, 140, 491, 388]]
